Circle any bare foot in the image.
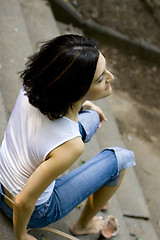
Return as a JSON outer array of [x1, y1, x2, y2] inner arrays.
[[70, 216, 105, 236]]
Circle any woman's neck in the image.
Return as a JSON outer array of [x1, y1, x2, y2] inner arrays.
[[65, 99, 85, 122]]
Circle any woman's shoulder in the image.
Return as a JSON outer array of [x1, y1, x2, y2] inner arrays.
[[46, 136, 84, 161]]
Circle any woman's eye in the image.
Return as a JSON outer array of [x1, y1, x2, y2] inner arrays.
[[97, 75, 104, 83]]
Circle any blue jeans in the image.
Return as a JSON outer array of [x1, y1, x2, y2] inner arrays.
[[0, 110, 135, 228]]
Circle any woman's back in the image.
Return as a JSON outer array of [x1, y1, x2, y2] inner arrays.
[[0, 88, 80, 205]]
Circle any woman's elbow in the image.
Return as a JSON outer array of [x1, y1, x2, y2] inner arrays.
[[14, 194, 33, 211], [14, 195, 26, 209]]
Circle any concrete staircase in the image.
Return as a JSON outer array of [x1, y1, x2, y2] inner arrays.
[[0, 0, 158, 239]]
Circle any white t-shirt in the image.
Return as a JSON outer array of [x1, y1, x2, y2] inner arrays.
[[0, 89, 81, 205]]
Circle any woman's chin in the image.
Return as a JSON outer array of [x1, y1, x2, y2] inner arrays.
[[105, 87, 112, 97]]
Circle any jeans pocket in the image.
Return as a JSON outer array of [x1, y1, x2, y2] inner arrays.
[[31, 196, 52, 220], [28, 197, 53, 228]]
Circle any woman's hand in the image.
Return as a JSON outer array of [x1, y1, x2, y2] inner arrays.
[[82, 101, 107, 128]]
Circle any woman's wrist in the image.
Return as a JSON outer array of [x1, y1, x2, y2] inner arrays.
[[79, 101, 93, 112]]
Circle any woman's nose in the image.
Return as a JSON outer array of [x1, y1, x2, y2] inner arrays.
[[105, 70, 114, 82]]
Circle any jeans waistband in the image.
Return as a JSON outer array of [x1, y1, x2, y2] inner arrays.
[[0, 184, 14, 209]]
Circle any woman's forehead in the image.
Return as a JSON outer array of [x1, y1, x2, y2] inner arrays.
[[93, 52, 106, 81]]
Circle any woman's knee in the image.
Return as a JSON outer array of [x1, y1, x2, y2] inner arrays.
[[102, 146, 135, 187], [106, 147, 136, 174]]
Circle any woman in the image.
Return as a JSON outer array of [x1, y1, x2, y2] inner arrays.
[[0, 34, 135, 240]]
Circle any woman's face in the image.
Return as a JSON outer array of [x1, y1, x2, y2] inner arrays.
[[85, 52, 114, 101]]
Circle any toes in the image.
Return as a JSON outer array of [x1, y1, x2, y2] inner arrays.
[[94, 216, 103, 221], [94, 216, 105, 230]]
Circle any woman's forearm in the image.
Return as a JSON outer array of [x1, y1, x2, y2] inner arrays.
[[13, 197, 35, 240]]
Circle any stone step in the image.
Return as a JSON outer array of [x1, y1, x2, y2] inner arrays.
[[95, 99, 150, 218], [0, 0, 33, 120], [19, 0, 59, 51], [95, 99, 159, 240]]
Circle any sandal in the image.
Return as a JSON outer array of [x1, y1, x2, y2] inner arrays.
[[100, 215, 120, 239]]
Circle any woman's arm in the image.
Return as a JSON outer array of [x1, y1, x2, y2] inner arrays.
[[13, 137, 84, 240]]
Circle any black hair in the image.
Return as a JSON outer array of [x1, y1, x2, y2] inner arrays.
[[20, 34, 99, 120]]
